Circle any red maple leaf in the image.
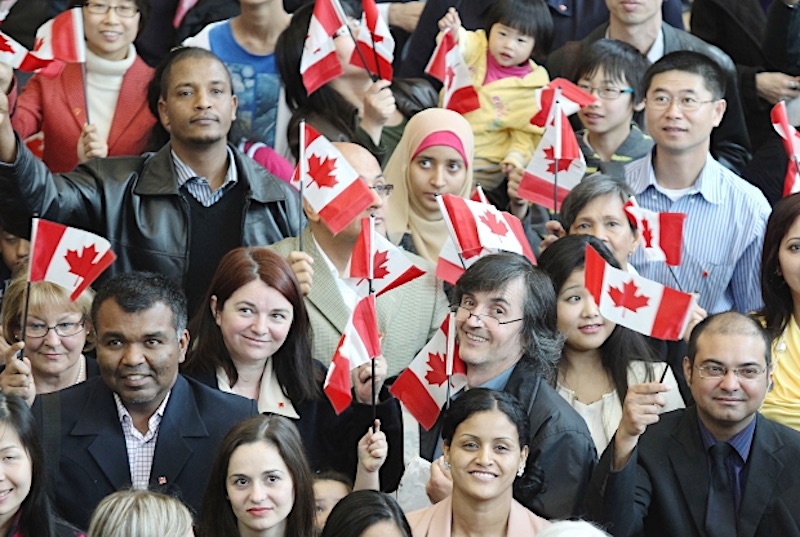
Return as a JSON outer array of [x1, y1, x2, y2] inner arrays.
[[479, 210, 508, 236], [372, 250, 390, 279], [608, 280, 650, 313], [65, 244, 101, 280], [307, 154, 339, 189], [0, 36, 13, 54], [445, 65, 455, 90], [425, 352, 448, 386], [641, 218, 654, 248], [543, 147, 574, 174]]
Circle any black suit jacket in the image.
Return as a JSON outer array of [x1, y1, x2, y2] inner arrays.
[[31, 375, 258, 530], [587, 406, 800, 537]]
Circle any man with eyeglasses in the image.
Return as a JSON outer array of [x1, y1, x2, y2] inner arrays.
[[624, 51, 771, 316], [587, 311, 800, 536], [546, 0, 751, 176], [422, 252, 597, 520], [269, 141, 448, 378]]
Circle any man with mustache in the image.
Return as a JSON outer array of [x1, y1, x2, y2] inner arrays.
[[0, 46, 303, 316]]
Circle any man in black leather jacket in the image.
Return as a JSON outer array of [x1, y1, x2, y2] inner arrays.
[[420, 252, 597, 520], [0, 47, 304, 315]]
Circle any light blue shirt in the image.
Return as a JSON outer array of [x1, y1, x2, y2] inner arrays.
[[626, 151, 771, 314], [172, 147, 237, 207]]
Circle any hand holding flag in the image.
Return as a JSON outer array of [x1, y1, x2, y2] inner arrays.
[[425, 28, 479, 115]]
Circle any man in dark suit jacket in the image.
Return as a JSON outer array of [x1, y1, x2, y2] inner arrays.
[[31, 272, 258, 530], [587, 312, 800, 537]]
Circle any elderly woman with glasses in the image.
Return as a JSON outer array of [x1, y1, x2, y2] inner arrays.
[[11, 0, 156, 173], [0, 268, 99, 405]]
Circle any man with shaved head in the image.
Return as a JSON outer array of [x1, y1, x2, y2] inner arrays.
[[270, 141, 448, 377], [587, 311, 800, 536]]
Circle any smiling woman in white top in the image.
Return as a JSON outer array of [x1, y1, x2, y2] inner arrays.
[[538, 234, 684, 454]]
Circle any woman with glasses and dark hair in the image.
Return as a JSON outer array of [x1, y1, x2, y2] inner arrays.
[[10, 0, 156, 173], [0, 267, 99, 405]]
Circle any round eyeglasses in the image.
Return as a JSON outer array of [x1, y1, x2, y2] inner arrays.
[[453, 305, 523, 329]]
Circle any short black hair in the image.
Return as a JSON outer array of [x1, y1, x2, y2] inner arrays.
[[483, 0, 554, 56], [157, 46, 233, 101], [687, 312, 771, 367], [575, 39, 651, 103], [91, 271, 187, 333], [642, 50, 725, 100], [559, 174, 637, 234], [319, 491, 411, 537]]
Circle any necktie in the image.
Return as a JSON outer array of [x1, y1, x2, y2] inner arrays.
[[706, 442, 737, 537]]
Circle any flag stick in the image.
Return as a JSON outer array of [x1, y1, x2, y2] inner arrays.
[[444, 311, 455, 410], [666, 264, 684, 292], [659, 362, 669, 383], [367, 214, 377, 420], [332, 0, 379, 82], [366, 3, 383, 80], [552, 88, 563, 215], [16, 281, 31, 360], [475, 183, 488, 204], [298, 120, 306, 252], [81, 62, 91, 126]]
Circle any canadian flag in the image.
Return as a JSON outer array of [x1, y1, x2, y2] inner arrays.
[[344, 217, 426, 296], [438, 194, 535, 259], [425, 28, 479, 115], [29, 219, 117, 301], [324, 294, 382, 414], [584, 244, 693, 341], [349, 0, 394, 80], [0, 31, 52, 72], [518, 95, 585, 212], [292, 123, 375, 234], [390, 313, 467, 430], [771, 101, 800, 197], [622, 197, 685, 266], [531, 78, 595, 128], [436, 194, 535, 284], [471, 184, 489, 204], [32, 8, 85, 63], [0, 0, 19, 22], [301, 0, 346, 95]]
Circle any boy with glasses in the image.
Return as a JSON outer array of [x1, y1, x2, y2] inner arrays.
[[574, 39, 653, 180]]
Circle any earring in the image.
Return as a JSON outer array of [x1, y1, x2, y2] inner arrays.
[[517, 467, 524, 477]]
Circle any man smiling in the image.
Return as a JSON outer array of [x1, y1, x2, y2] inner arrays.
[[421, 252, 596, 519], [31, 272, 257, 530], [587, 312, 800, 536]]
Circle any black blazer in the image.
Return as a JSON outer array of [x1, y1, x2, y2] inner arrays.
[[31, 375, 258, 530], [587, 406, 800, 537]]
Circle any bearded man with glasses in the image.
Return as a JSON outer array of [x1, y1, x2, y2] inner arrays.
[[421, 252, 597, 520]]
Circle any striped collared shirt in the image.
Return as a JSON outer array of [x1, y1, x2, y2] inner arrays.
[[113, 391, 172, 490], [626, 151, 771, 314], [172, 147, 238, 207]]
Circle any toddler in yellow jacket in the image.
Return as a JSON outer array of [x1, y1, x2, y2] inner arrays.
[[437, 0, 552, 190]]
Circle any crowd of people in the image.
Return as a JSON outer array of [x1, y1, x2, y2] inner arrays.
[[0, 0, 800, 535]]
